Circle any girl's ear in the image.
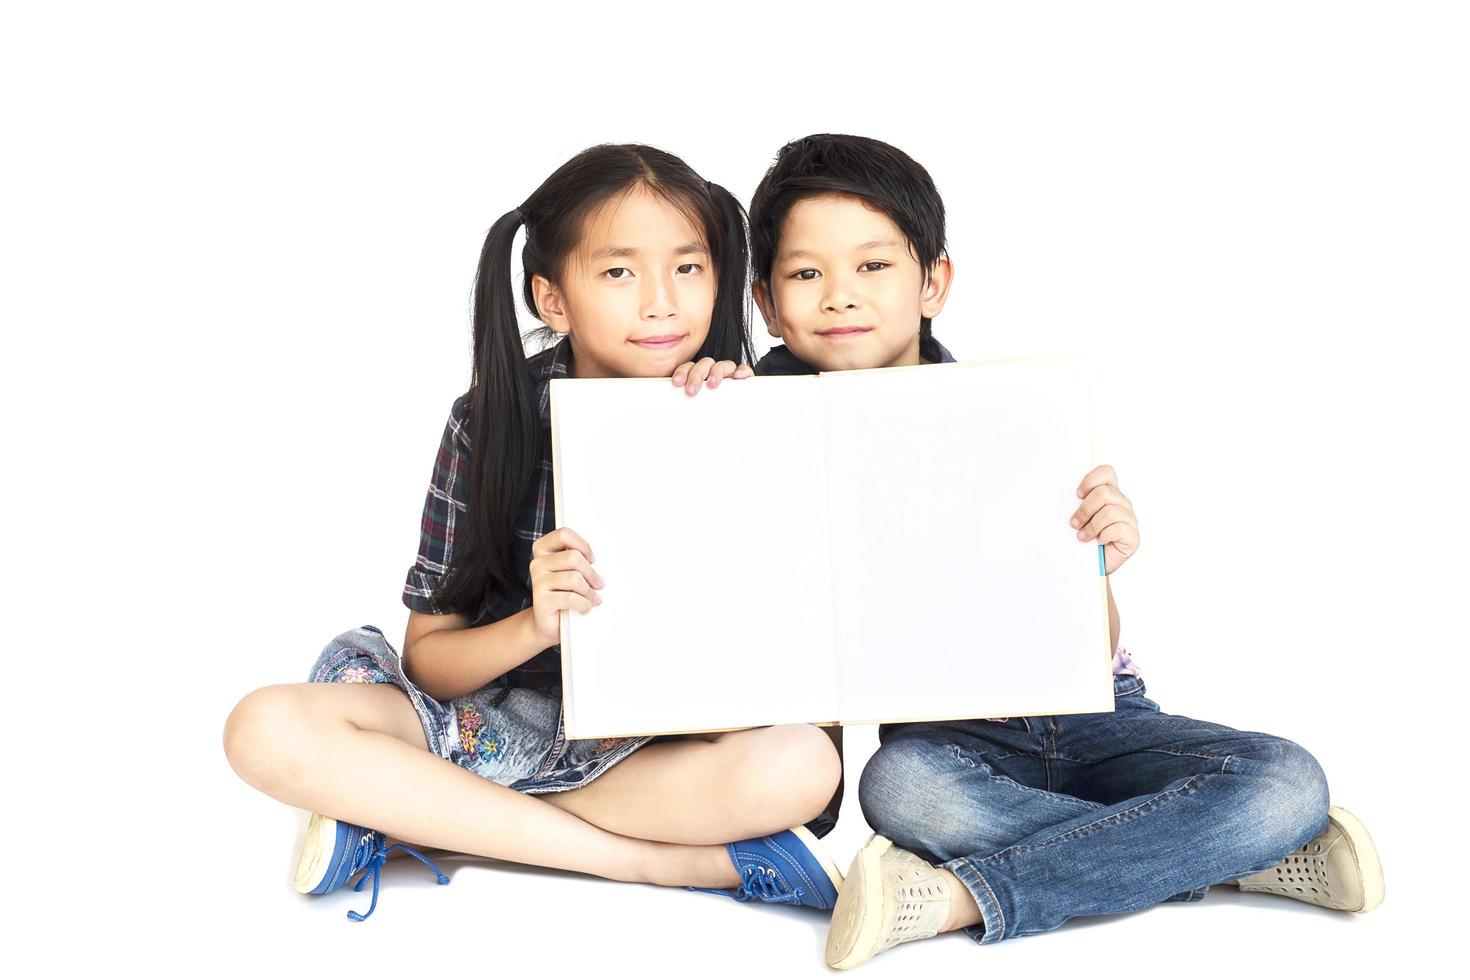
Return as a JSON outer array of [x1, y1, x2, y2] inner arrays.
[[920, 254, 955, 319], [531, 274, 571, 334], [752, 279, 782, 339]]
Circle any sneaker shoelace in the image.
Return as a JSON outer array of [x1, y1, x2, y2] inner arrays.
[[734, 865, 805, 906], [346, 831, 450, 921]]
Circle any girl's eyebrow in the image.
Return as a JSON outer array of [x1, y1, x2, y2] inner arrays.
[[589, 241, 708, 260]]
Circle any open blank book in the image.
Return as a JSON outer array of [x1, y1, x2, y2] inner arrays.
[[550, 356, 1114, 739]]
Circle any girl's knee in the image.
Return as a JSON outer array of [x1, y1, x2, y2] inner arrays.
[[223, 684, 311, 793], [728, 724, 841, 825]]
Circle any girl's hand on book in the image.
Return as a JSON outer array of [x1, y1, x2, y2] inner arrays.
[[671, 357, 752, 396], [529, 527, 604, 647], [1070, 465, 1139, 575]]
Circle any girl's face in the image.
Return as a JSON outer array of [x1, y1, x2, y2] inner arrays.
[[534, 185, 714, 379]]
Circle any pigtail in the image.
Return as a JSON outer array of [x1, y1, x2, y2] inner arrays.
[[700, 181, 756, 366], [433, 208, 540, 612]]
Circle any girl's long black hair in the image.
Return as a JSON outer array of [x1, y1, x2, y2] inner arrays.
[[433, 144, 754, 615]]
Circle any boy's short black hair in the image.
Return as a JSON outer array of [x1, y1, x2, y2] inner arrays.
[[748, 134, 947, 339]]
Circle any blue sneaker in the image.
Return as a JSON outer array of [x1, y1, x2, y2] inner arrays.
[[693, 826, 844, 910], [293, 813, 449, 921]]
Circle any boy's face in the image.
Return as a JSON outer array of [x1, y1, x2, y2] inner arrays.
[[754, 192, 951, 372]]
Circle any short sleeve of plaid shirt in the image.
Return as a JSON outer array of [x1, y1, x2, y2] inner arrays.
[[402, 395, 476, 616]]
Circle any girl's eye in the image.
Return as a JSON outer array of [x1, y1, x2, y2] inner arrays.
[[860, 261, 889, 272], [676, 263, 703, 275], [791, 269, 821, 282], [603, 267, 632, 280]]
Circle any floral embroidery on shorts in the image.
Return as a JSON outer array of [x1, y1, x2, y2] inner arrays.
[[476, 730, 505, 763], [338, 664, 384, 684], [457, 705, 484, 754]]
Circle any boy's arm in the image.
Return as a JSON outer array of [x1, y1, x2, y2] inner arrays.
[[1107, 579, 1121, 656]]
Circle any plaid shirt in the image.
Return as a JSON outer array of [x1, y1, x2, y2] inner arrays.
[[753, 336, 1142, 682], [402, 339, 572, 690]]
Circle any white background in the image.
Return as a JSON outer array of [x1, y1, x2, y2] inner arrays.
[[4, 1, 1465, 974]]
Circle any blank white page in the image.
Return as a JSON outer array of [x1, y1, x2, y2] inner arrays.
[[820, 357, 1115, 723], [551, 377, 839, 739]]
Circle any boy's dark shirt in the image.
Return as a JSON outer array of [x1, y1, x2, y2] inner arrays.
[[752, 333, 956, 838], [753, 335, 957, 376]]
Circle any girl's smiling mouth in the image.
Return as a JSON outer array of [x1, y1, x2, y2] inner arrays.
[[628, 334, 689, 349]]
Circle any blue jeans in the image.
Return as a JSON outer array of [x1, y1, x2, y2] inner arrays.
[[859, 674, 1330, 944]]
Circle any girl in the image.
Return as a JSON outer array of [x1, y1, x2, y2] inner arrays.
[[223, 144, 844, 921]]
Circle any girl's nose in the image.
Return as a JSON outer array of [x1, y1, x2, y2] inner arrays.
[[641, 272, 678, 319]]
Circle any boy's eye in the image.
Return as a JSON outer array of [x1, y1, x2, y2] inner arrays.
[[860, 261, 889, 272], [676, 263, 703, 275], [603, 267, 632, 280], [791, 269, 821, 282]]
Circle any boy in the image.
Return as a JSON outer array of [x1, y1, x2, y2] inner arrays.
[[743, 134, 1383, 967]]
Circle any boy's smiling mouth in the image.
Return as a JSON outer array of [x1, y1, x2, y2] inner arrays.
[[816, 326, 874, 338]]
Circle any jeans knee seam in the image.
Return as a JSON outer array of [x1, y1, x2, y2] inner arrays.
[[978, 772, 1210, 863]]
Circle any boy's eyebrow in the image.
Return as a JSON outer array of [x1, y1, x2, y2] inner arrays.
[[777, 239, 903, 261], [588, 241, 709, 260]]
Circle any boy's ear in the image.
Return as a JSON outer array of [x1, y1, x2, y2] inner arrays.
[[752, 279, 782, 339], [530, 274, 571, 334], [920, 254, 955, 320]]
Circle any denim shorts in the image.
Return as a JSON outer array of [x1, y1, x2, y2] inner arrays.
[[308, 625, 652, 794]]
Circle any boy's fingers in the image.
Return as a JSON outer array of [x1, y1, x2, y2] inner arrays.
[[1076, 463, 1119, 498], [1070, 485, 1129, 527], [1079, 503, 1134, 541]]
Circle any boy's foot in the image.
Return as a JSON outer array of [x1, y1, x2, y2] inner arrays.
[[692, 825, 844, 910], [293, 812, 449, 921], [827, 835, 952, 970], [1233, 805, 1384, 913]]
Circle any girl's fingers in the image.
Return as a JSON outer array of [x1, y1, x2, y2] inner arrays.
[[672, 362, 695, 387], [538, 550, 605, 589], [685, 357, 716, 396], [547, 570, 600, 604], [552, 592, 595, 615], [533, 526, 595, 563], [733, 364, 754, 379]]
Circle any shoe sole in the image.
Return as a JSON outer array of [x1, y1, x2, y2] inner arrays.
[[1236, 805, 1385, 913], [790, 823, 845, 895], [1327, 805, 1384, 913], [826, 834, 891, 970], [293, 812, 339, 895]]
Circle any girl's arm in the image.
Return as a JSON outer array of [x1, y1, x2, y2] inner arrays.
[[403, 608, 548, 703], [403, 527, 602, 702]]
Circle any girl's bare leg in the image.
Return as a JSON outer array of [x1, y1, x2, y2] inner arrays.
[[540, 725, 842, 845], [223, 683, 737, 888]]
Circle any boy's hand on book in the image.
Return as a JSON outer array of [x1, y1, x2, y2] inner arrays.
[[529, 527, 604, 647], [1070, 465, 1139, 575], [671, 357, 753, 396]]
